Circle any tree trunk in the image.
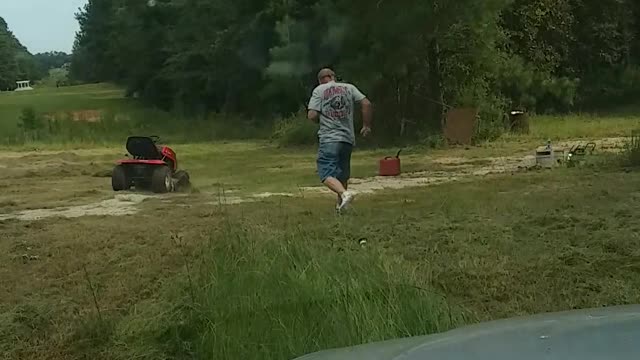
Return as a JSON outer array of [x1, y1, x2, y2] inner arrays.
[[427, 38, 445, 131]]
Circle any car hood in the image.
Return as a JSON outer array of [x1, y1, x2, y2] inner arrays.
[[293, 305, 640, 360]]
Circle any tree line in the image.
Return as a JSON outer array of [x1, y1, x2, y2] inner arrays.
[[68, 0, 640, 139], [0, 17, 40, 90], [0, 17, 72, 90]]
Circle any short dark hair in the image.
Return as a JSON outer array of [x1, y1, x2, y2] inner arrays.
[[317, 68, 336, 81]]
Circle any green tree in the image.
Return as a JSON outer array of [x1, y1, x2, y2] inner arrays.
[[34, 51, 72, 72], [70, 0, 118, 82], [0, 31, 18, 90], [569, 0, 638, 107], [0, 16, 41, 89], [501, 0, 575, 74], [68, 0, 640, 141]]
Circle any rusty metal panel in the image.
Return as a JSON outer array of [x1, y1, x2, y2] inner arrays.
[[443, 107, 478, 145]]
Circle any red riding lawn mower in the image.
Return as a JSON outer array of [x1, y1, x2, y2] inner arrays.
[[112, 136, 190, 193]]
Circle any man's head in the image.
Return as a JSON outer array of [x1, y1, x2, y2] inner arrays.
[[317, 68, 336, 84]]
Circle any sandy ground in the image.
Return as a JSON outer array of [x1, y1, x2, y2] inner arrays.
[[0, 137, 628, 221], [210, 137, 627, 204], [0, 148, 118, 160], [0, 194, 151, 221], [299, 155, 536, 195]]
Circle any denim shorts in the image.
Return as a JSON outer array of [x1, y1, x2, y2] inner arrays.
[[317, 141, 353, 183]]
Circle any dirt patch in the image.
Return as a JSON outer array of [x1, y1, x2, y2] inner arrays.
[[199, 154, 536, 202], [297, 137, 624, 196], [0, 194, 152, 221], [252, 192, 294, 198], [209, 196, 256, 205], [300, 155, 536, 195], [43, 109, 103, 123], [0, 148, 117, 161], [206, 192, 296, 205], [434, 157, 493, 166], [207, 192, 294, 205], [557, 137, 628, 153]]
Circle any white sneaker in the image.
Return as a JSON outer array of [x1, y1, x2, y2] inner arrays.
[[338, 191, 355, 211]]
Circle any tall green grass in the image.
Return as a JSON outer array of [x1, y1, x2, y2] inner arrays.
[[98, 215, 466, 360], [621, 129, 640, 167], [0, 84, 127, 136], [3, 105, 272, 146], [530, 113, 640, 139]]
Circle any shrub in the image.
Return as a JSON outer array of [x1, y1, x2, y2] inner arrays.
[[17, 107, 45, 142], [273, 110, 318, 147]]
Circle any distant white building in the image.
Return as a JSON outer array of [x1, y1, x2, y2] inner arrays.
[[15, 80, 34, 92]]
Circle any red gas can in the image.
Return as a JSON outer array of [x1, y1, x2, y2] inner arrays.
[[379, 150, 402, 176]]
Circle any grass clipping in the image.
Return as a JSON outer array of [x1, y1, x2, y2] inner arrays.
[[109, 218, 466, 360]]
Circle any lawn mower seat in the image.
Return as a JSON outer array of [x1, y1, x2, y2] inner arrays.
[[126, 136, 163, 160]]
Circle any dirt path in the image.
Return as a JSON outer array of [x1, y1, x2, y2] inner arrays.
[[0, 194, 152, 221], [298, 155, 535, 196], [301, 137, 626, 195], [221, 137, 627, 200], [0, 148, 118, 160], [4, 155, 530, 219]]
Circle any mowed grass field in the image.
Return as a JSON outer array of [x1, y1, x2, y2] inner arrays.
[[2, 85, 640, 359]]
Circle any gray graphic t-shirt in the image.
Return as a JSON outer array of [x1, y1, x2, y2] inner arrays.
[[307, 81, 366, 145]]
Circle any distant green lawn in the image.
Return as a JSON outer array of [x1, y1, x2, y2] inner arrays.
[[0, 83, 140, 141]]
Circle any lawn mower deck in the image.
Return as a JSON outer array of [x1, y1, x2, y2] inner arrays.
[[112, 136, 190, 193]]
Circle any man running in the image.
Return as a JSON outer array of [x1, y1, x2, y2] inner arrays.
[[307, 68, 372, 211]]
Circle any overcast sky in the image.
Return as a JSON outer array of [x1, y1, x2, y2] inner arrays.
[[0, 0, 88, 53]]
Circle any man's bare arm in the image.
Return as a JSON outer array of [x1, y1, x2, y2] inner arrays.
[[360, 98, 372, 128], [307, 110, 320, 123], [360, 98, 372, 138], [307, 87, 321, 123]]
